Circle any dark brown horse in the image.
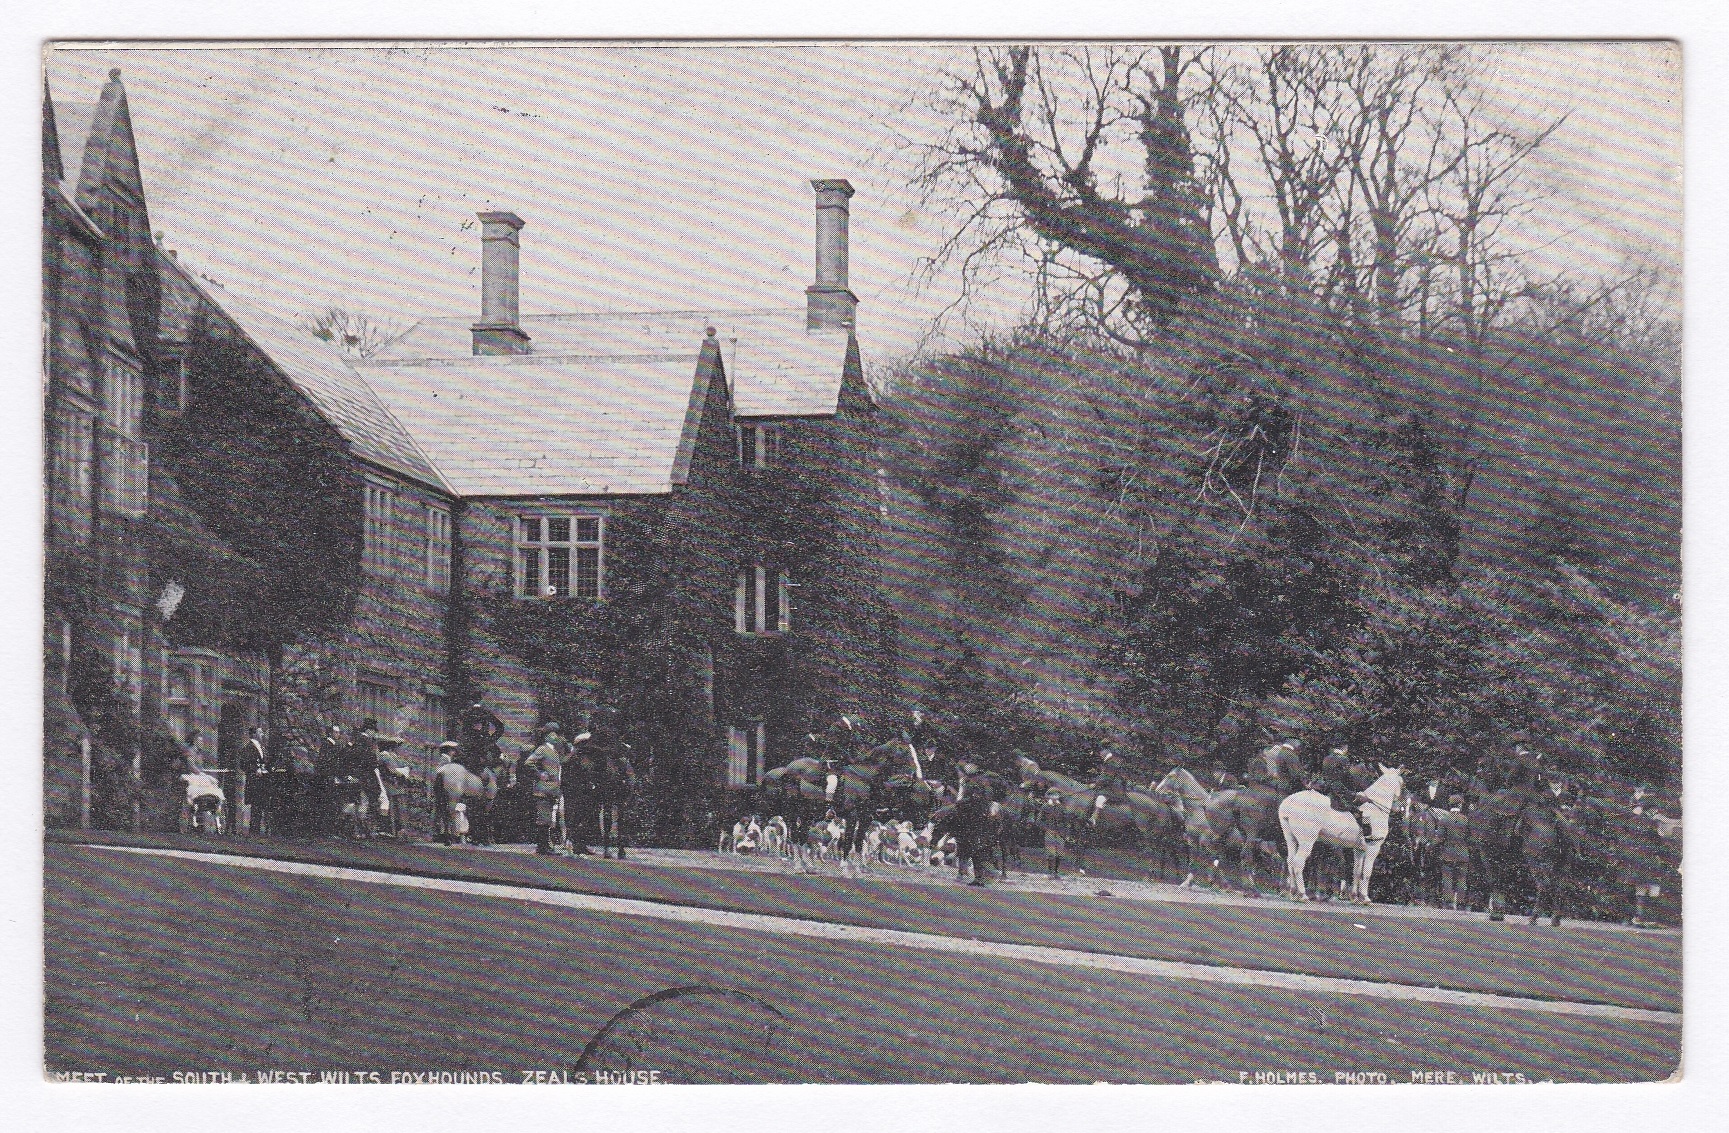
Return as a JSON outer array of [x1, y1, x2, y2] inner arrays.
[[1520, 804, 1577, 926], [569, 720, 636, 859], [1212, 743, 1306, 894], [1469, 755, 1549, 921], [758, 736, 909, 874], [1015, 756, 1178, 876]]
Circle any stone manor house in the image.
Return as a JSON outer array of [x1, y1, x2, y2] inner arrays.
[[43, 71, 894, 838]]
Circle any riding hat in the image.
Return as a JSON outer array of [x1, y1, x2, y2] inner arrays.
[[537, 721, 563, 737], [437, 740, 460, 750]]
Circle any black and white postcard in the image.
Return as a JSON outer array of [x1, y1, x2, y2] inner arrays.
[[27, 22, 1706, 1123]]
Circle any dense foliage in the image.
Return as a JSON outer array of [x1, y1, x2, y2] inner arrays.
[[880, 290, 1680, 790]]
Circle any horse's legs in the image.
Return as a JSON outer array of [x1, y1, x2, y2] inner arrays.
[[1284, 825, 1311, 901]]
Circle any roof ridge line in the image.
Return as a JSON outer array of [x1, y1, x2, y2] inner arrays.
[[400, 306, 801, 324], [360, 352, 699, 368], [169, 258, 457, 497]]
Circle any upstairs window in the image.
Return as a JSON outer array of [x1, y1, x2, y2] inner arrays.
[[357, 677, 395, 732], [516, 514, 603, 600], [363, 483, 395, 575], [99, 425, 148, 519], [425, 506, 452, 593], [736, 423, 781, 469], [734, 567, 792, 634], [155, 353, 189, 416], [103, 356, 144, 438]]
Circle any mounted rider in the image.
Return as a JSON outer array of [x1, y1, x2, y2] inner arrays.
[[455, 702, 506, 775], [1314, 741, 1373, 839], [521, 721, 566, 855], [1086, 749, 1130, 827], [810, 713, 865, 807]]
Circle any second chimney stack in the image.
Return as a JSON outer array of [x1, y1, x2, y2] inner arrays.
[[806, 179, 857, 331], [472, 210, 531, 355]]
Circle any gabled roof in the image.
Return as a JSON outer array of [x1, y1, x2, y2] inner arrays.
[[376, 307, 851, 418], [43, 96, 105, 240], [356, 353, 708, 497], [159, 252, 448, 492], [47, 99, 95, 204]]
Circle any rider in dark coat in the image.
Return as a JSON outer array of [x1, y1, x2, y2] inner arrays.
[[1087, 750, 1130, 827], [455, 702, 505, 774], [810, 714, 864, 806], [1315, 743, 1373, 838]]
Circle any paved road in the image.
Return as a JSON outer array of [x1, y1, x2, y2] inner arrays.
[[44, 839, 1681, 1084]]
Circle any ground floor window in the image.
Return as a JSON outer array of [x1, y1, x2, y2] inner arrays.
[[726, 721, 767, 787], [357, 677, 395, 732], [112, 613, 142, 714]]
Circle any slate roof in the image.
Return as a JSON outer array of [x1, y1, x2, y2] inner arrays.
[[159, 254, 449, 492], [47, 99, 95, 208], [376, 308, 850, 418], [355, 354, 706, 497]]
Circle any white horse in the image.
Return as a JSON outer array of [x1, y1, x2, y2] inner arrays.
[[1278, 764, 1405, 903]]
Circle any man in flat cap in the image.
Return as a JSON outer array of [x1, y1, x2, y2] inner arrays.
[[522, 721, 566, 855]]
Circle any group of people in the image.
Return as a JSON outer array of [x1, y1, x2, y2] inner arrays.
[[169, 700, 638, 849], [430, 702, 637, 855], [764, 713, 1680, 923]]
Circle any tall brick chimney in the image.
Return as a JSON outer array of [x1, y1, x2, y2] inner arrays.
[[472, 210, 531, 355], [805, 179, 857, 331]]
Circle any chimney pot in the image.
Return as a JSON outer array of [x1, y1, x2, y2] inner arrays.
[[472, 210, 531, 355], [806, 179, 858, 332]]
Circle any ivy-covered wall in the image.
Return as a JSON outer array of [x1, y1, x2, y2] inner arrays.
[[454, 335, 898, 844]]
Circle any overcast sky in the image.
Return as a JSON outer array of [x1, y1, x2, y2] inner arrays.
[[44, 42, 1680, 367]]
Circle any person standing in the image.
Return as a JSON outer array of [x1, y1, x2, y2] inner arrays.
[[1040, 786, 1068, 880], [952, 761, 998, 886], [522, 722, 566, 855], [241, 725, 275, 837], [314, 724, 349, 836], [1617, 785, 1671, 928], [1436, 794, 1472, 911]]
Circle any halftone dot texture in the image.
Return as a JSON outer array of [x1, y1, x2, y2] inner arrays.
[[46, 840, 1679, 1082], [43, 42, 1679, 367]]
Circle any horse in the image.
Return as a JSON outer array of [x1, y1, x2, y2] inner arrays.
[[1468, 758, 1547, 921], [874, 773, 953, 867], [1278, 764, 1405, 903], [1208, 744, 1307, 894], [429, 759, 498, 845], [1152, 768, 1230, 888], [1016, 756, 1177, 876], [569, 734, 636, 860], [1521, 804, 1577, 926], [833, 739, 923, 871]]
